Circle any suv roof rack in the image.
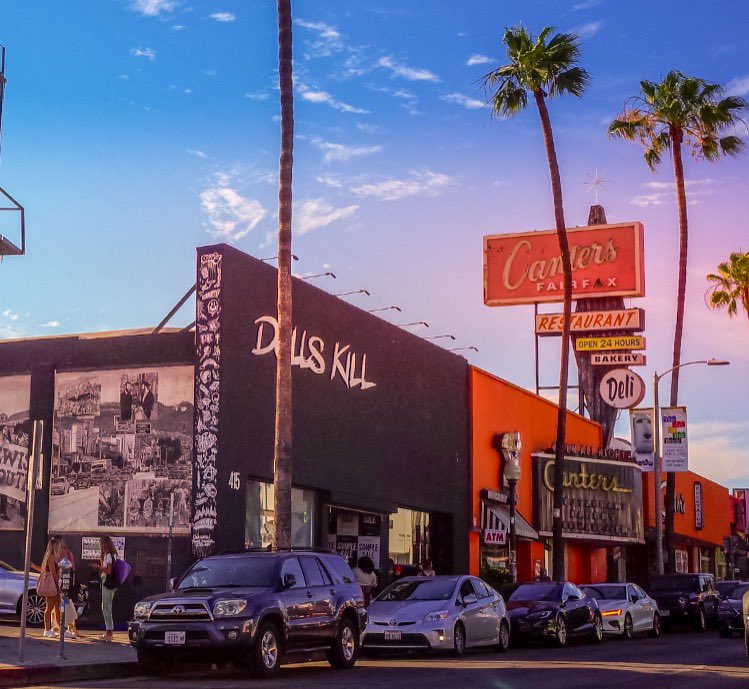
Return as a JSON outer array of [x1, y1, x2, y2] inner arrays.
[[216, 547, 336, 556]]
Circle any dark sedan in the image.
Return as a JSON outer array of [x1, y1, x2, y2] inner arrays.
[[506, 582, 603, 647], [718, 583, 749, 638]]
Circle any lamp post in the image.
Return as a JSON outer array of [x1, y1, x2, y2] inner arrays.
[[499, 433, 522, 583], [652, 358, 729, 575]]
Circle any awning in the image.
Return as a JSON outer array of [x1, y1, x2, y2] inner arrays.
[[481, 501, 539, 541]]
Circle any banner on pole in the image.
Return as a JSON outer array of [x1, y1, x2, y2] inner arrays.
[[661, 406, 688, 472], [630, 408, 654, 472]]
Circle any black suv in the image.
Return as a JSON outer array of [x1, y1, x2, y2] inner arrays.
[[128, 549, 367, 678], [649, 573, 720, 631]]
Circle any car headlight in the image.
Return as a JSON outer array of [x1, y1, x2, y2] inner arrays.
[[213, 599, 248, 617], [133, 601, 152, 619], [678, 596, 688, 607], [527, 610, 553, 619], [423, 609, 450, 623], [601, 609, 623, 617]]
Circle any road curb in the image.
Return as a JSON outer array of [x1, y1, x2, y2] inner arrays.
[[0, 661, 141, 688]]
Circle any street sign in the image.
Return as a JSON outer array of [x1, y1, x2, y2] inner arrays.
[[576, 335, 645, 352], [592, 352, 647, 366], [535, 308, 644, 336], [599, 368, 646, 409]]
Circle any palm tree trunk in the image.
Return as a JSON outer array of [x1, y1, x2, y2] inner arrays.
[[273, 0, 294, 549], [534, 90, 573, 581], [665, 128, 688, 573]]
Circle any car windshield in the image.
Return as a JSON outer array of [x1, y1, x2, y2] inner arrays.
[[508, 583, 563, 602], [717, 582, 737, 597], [583, 585, 627, 600], [650, 576, 700, 593], [376, 578, 457, 602], [177, 557, 277, 589], [729, 584, 749, 600]]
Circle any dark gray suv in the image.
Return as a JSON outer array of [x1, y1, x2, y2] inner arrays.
[[128, 549, 367, 678]]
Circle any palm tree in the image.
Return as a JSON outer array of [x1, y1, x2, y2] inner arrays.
[[484, 26, 590, 580], [273, 0, 294, 549], [610, 72, 746, 570], [707, 251, 749, 321]]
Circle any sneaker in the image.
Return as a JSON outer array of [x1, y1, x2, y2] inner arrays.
[[42, 630, 55, 638], [64, 631, 75, 640]]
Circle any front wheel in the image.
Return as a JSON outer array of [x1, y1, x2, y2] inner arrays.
[[694, 607, 707, 633], [648, 612, 662, 638], [327, 617, 358, 669], [623, 613, 634, 640], [553, 615, 567, 648], [453, 623, 466, 657], [251, 622, 282, 678], [496, 620, 510, 653], [590, 613, 604, 644]]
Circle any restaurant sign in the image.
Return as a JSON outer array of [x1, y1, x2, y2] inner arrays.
[[533, 453, 644, 543], [535, 308, 644, 336], [484, 223, 645, 306]]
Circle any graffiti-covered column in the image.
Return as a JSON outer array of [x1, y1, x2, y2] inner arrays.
[[192, 250, 223, 557]]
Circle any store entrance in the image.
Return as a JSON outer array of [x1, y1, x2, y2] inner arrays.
[[327, 506, 384, 571]]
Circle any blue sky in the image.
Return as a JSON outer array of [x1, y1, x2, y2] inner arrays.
[[1, 0, 748, 485]]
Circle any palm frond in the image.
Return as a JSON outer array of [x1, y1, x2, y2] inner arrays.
[[549, 66, 591, 98]]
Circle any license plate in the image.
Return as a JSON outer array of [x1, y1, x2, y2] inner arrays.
[[384, 630, 402, 641], [659, 609, 670, 617], [164, 631, 186, 645]]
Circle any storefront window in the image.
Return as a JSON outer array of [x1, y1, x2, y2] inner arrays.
[[674, 549, 689, 574], [389, 507, 430, 566], [245, 480, 316, 549]]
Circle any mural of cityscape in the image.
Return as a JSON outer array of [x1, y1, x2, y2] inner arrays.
[[0, 374, 31, 531], [50, 366, 194, 535]]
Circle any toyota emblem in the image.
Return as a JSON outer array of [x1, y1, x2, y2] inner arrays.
[[389, 619, 396, 626], [172, 605, 185, 614]]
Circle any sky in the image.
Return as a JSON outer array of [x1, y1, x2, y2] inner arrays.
[[0, 0, 748, 487]]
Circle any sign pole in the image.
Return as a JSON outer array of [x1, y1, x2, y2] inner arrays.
[[653, 373, 664, 576], [166, 492, 174, 589], [18, 420, 43, 663]]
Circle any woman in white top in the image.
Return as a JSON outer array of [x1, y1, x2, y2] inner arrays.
[[352, 556, 377, 605]]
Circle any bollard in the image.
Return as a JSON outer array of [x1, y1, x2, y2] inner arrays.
[[744, 587, 749, 662], [57, 557, 73, 659]]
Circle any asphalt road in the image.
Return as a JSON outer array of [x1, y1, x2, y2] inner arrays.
[[44, 629, 747, 689]]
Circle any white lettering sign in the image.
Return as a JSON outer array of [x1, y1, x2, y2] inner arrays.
[[252, 316, 376, 391]]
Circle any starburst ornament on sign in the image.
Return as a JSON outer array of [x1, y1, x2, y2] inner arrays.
[[585, 167, 609, 204]]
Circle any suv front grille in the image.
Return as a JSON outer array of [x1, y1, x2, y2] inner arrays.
[[149, 601, 212, 622]]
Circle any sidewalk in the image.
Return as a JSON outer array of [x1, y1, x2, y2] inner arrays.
[[0, 623, 139, 688]]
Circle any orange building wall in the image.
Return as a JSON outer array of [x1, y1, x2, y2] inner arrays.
[[642, 470, 730, 547], [470, 367, 603, 577]]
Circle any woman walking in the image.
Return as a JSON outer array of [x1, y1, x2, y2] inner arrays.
[[92, 536, 118, 641], [39, 537, 63, 638]]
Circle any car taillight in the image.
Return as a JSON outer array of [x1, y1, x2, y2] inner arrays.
[[394, 565, 402, 576]]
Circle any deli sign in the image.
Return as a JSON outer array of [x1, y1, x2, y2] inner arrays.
[[484, 223, 645, 306], [599, 369, 646, 409]]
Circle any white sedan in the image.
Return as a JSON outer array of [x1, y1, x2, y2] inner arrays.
[[582, 583, 662, 639]]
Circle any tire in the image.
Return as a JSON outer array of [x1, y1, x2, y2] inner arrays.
[[719, 628, 734, 638], [648, 612, 662, 638], [137, 649, 173, 676], [327, 617, 358, 669], [623, 613, 634, 640], [553, 615, 567, 648], [496, 620, 510, 653], [453, 623, 466, 657], [250, 622, 282, 678], [590, 613, 604, 644], [19, 592, 46, 627], [694, 607, 707, 633]]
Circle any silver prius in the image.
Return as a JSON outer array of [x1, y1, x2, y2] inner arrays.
[[362, 575, 511, 656]]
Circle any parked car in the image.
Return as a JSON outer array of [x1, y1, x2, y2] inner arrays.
[[649, 573, 720, 631], [582, 583, 661, 639], [718, 582, 749, 638], [506, 581, 603, 647], [0, 560, 87, 626], [128, 549, 367, 678], [50, 476, 71, 495], [717, 580, 744, 599], [362, 575, 510, 656]]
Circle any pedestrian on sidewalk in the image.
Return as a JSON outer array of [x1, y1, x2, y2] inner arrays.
[[422, 559, 436, 577], [352, 556, 377, 606], [38, 537, 63, 638], [92, 536, 118, 642], [58, 537, 83, 639]]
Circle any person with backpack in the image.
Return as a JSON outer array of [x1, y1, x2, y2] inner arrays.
[[92, 536, 119, 641]]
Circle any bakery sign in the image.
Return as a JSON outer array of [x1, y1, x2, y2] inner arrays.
[[483, 223, 645, 306], [533, 453, 645, 543]]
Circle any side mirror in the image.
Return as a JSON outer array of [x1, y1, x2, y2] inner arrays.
[[462, 593, 478, 606], [168, 577, 177, 591], [566, 594, 580, 603], [283, 573, 297, 589]]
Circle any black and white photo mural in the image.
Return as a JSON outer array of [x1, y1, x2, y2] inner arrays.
[[0, 374, 31, 531], [50, 366, 194, 535], [192, 251, 222, 556]]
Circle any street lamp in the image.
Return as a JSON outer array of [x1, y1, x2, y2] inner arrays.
[[424, 334, 456, 341], [449, 346, 479, 353], [261, 254, 299, 262], [397, 321, 429, 329], [367, 306, 401, 314], [652, 358, 730, 575], [335, 289, 370, 298], [301, 271, 336, 281], [494, 433, 522, 582]]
